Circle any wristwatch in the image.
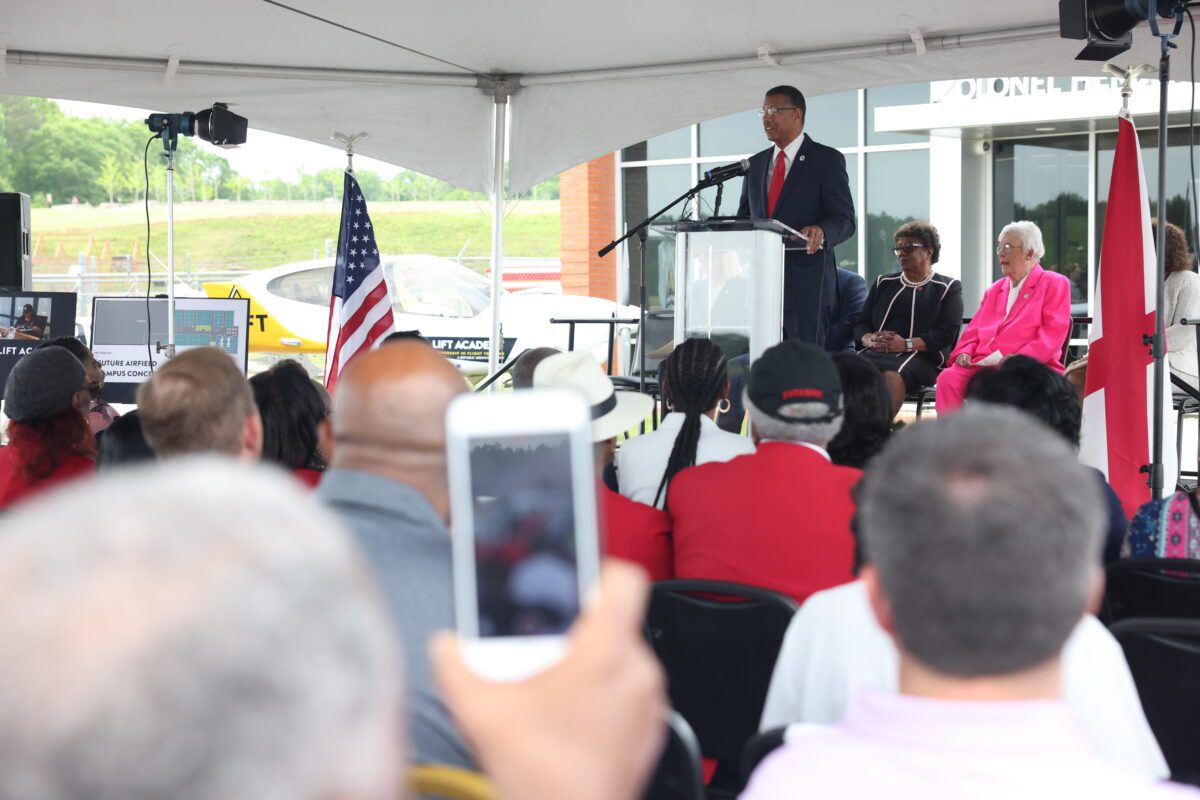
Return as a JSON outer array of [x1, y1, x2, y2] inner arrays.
[[905, 338, 914, 352]]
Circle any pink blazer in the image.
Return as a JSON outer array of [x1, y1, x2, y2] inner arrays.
[[950, 264, 1072, 372]]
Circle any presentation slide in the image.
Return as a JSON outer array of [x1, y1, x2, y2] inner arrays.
[[90, 297, 251, 404], [0, 291, 79, 398]]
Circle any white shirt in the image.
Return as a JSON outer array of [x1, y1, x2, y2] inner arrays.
[[1006, 271, 1031, 316], [768, 132, 806, 187], [758, 580, 1169, 780], [615, 413, 755, 508]]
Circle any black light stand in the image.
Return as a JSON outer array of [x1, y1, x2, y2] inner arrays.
[[1147, 3, 1186, 500]]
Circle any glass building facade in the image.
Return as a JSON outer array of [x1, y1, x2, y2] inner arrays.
[[617, 80, 1199, 316]]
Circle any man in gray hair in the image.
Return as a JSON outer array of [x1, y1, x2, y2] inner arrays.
[[668, 341, 859, 603], [0, 458, 402, 800], [745, 407, 1196, 798]]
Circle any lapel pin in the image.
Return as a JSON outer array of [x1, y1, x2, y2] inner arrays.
[[798, 155, 806, 162], [1023, 293, 1029, 299]]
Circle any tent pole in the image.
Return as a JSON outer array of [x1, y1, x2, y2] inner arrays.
[[488, 90, 508, 379]]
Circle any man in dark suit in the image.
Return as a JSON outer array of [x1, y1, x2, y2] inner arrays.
[[738, 85, 856, 346]]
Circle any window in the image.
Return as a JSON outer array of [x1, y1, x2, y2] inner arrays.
[[267, 267, 335, 306], [804, 91, 859, 149], [866, 150, 930, 283], [621, 128, 691, 162], [1096, 127, 1198, 254], [866, 83, 929, 146], [386, 259, 491, 318], [993, 136, 1089, 306], [622, 164, 694, 310], [699, 109, 760, 158]]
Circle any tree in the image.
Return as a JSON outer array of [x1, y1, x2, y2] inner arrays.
[[225, 174, 252, 201], [98, 155, 123, 203]]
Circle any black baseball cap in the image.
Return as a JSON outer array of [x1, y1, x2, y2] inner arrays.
[[747, 341, 841, 423]]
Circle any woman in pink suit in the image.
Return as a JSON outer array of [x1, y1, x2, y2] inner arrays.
[[935, 220, 1072, 414]]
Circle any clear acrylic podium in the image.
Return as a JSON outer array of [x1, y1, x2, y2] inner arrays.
[[653, 218, 798, 366]]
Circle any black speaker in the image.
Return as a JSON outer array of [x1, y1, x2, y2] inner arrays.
[[0, 193, 32, 292]]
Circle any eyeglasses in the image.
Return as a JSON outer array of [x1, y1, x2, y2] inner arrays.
[[757, 107, 799, 118], [892, 243, 928, 255], [996, 242, 1021, 254]]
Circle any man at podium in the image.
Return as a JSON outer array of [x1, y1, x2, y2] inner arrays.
[[738, 85, 856, 346]]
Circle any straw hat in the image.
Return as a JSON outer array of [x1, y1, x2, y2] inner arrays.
[[533, 352, 654, 442]]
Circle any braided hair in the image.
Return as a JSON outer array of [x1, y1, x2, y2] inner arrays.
[[654, 338, 729, 508]]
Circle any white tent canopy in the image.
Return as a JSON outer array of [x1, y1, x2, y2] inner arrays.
[[1, 1, 1184, 193], [1, 1, 1188, 370]]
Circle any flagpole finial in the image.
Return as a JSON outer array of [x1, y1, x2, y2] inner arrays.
[[1102, 63, 1157, 117], [331, 132, 370, 175]]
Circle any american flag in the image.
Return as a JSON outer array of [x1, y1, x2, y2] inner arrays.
[[324, 171, 395, 393]]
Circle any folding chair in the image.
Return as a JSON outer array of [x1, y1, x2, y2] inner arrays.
[[1102, 558, 1200, 625], [641, 711, 705, 800]]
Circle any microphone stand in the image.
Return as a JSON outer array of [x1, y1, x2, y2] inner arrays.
[[599, 178, 725, 393]]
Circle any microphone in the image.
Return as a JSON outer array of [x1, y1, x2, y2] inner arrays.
[[701, 158, 749, 184]]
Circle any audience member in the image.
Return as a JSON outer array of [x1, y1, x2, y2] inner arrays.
[[0, 459, 402, 800], [616, 338, 753, 509], [136, 347, 262, 460], [36, 336, 119, 433], [0, 346, 94, 507], [95, 410, 155, 469], [533, 352, 672, 581], [669, 341, 858, 603], [383, 329, 427, 345], [826, 352, 892, 469], [432, 562, 667, 800], [935, 220, 1072, 414], [250, 359, 331, 487], [511, 346, 561, 390], [964, 355, 1127, 563], [316, 340, 474, 767], [1124, 486, 1200, 559], [853, 221, 963, 416], [745, 408, 1183, 797]]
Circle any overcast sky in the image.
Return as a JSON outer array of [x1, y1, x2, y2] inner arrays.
[[55, 99, 406, 182]]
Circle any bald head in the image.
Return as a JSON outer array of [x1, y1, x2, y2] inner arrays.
[[332, 342, 467, 515]]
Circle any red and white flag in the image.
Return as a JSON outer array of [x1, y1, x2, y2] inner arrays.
[[324, 171, 395, 393], [1080, 115, 1177, 516]]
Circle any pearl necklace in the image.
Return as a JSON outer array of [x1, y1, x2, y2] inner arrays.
[[899, 270, 934, 289]]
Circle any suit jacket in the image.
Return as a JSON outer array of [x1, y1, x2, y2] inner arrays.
[[951, 264, 1072, 372], [600, 482, 674, 581], [738, 136, 856, 338], [827, 268, 868, 352], [667, 442, 860, 604]]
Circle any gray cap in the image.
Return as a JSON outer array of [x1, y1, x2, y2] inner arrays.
[[4, 346, 85, 422]]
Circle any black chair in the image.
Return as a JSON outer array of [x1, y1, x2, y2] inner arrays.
[[1103, 558, 1200, 624], [1110, 618, 1200, 785], [641, 711, 704, 800], [740, 726, 789, 787], [645, 580, 799, 797]]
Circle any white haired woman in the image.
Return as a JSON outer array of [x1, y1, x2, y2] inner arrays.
[[934, 220, 1072, 414]]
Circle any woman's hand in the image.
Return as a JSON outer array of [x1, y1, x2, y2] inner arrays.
[[955, 352, 973, 368]]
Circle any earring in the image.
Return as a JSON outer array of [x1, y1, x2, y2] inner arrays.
[[717, 398, 732, 414]]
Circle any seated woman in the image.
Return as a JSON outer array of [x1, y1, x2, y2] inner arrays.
[[0, 346, 95, 508], [249, 360, 332, 488], [936, 220, 1072, 415], [853, 221, 963, 416], [1124, 488, 1200, 559], [616, 337, 753, 509]]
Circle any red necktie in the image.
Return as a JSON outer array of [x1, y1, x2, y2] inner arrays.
[[767, 149, 787, 218]]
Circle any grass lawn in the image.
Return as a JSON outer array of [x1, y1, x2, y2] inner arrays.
[[30, 200, 561, 272]]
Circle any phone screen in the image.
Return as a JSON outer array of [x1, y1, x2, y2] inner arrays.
[[468, 432, 580, 638]]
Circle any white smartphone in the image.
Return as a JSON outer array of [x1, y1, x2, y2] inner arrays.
[[445, 388, 601, 682]]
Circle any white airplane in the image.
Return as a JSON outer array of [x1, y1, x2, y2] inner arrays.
[[204, 255, 640, 376]]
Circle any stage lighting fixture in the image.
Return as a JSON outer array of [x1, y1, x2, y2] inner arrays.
[[1059, 0, 1187, 60], [145, 103, 248, 152]]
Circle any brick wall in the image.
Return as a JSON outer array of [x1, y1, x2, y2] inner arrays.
[[559, 153, 617, 300]]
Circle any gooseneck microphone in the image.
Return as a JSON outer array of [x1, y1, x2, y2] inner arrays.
[[701, 158, 750, 184]]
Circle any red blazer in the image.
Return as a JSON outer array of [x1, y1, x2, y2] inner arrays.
[[667, 442, 859, 604], [950, 264, 1072, 372], [599, 483, 673, 582]]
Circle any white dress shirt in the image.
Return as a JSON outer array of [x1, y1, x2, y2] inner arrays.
[[768, 132, 806, 187], [758, 580, 1169, 780], [615, 413, 755, 508]]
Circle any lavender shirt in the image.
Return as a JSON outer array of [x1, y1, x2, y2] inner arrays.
[[743, 689, 1198, 799]]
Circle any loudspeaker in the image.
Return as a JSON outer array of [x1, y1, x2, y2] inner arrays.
[[0, 193, 32, 292]]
